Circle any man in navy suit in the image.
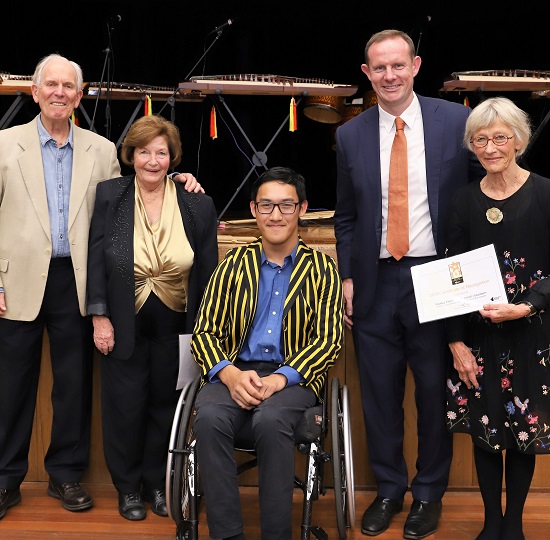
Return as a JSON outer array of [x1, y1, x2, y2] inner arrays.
[[334, 29, 483, 538]]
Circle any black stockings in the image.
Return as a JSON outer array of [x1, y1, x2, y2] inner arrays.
[[502, 448, 535, 540], [473, 446, 535, 540]]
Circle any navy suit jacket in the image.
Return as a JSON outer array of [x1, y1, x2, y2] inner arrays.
[[334, 95, 484, 317]]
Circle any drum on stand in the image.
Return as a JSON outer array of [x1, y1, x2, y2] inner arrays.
[[303, 95, 345, 124], [330, 104, 364, 150], [330, 91, 378, 150], [363, 90, 378, 110]]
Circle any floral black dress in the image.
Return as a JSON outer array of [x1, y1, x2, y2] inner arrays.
[[445, 173, 550, 454]]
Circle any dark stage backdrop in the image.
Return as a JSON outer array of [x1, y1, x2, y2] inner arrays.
[[2, 1, 549, 217]]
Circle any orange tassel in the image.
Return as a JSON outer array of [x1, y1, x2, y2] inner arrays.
[[289, 97, 297, 132], [144, 95, 152, 116], [210, 106, 218, 139], [463, 96, 470, 108]]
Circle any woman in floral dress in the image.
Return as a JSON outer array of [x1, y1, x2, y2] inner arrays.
[[445, 97, 550, 540]]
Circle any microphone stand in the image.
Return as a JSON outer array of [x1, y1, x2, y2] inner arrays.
[[415, 32, 423, 56], [90, 21, 116, 137], [157, 29, 226, 117]]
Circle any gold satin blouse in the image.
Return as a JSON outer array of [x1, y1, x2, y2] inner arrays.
[[133, 178, 194, 313]]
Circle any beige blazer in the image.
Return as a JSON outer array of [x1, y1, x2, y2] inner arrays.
[[0, 116, 120, 320]]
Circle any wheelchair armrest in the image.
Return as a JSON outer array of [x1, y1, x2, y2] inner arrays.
[[294, 404, 323, 443], [235, 404, 323, 450]]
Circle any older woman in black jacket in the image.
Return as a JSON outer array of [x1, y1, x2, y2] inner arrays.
[[87, 115, 218, 521]]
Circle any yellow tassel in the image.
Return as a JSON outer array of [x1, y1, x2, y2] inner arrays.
[[289, 97, 297, 132], [463, 96, 470, 107], [210, 106, 218, 139]]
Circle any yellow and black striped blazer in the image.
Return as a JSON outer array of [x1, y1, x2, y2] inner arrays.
[[191, 236, 343, 400]]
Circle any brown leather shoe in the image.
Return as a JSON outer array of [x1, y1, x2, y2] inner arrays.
[[47, 479, 93, 511], [0, 488, 22, 519], [143, 488, 168, 517]]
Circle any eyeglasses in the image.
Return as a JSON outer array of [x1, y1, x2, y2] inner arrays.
[[470, 134, 514, 148], [255, 201, 300, 214]]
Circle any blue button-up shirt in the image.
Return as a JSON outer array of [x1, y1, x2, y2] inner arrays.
[[208, 244, 304, 386], [38, 116, 74, 258]]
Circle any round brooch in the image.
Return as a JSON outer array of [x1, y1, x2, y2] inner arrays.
[[486, 207, 503, 224]]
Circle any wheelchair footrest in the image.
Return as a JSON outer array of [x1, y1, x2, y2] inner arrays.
[[309, 526, 328, 540]]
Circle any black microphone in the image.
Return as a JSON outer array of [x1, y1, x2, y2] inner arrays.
[[109, 14, 122, 25], [208, 18, 236, 35]]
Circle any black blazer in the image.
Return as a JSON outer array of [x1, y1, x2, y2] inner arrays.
[[87, 175, 218, 359]]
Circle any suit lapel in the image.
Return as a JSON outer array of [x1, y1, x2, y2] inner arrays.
[[243, 239, 261, 296], [360, 108, 383, 242], [175, 185, 197, 252], [239, 240, 262, 330], [284, 239, 312, 316], [112, 177, 136, 288], [419, 96, 444, 234], [18, 123, 51, 240], [68, 127, 95, 231]]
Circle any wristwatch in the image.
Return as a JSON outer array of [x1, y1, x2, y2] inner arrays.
[[520, 301, 537, 317]]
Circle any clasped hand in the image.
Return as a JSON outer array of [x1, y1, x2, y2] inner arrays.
[[219, 365, 287, 410], [479, 302, 529, 324]]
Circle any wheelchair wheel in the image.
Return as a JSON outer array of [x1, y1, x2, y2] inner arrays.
[[166, 381, 189, 521], [342, 385, 356, 526], [331, 378, 355, 539], [166, 375, 202, 532]]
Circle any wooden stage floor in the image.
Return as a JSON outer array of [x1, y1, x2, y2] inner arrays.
[[1, 483, 548, 539]]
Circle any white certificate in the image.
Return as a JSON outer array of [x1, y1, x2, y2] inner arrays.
[[177, 334, 200, 390], [411, 244, 507, 323]]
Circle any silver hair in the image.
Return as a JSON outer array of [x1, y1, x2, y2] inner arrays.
[[464, 97, 531, 157], [32, 53, 84, 92]]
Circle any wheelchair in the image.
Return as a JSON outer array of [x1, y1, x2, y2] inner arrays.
[[166, 374, 355, 540]]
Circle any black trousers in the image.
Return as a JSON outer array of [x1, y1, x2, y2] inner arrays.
[[0, 257, 93, 488], [194, 360, 317, 540], [101, 292, 184, 493]]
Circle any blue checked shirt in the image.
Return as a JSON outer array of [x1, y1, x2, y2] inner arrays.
[[37, 115, 74, 258]]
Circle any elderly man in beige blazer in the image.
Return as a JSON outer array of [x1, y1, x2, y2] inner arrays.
[[0, 54, 199, 520]]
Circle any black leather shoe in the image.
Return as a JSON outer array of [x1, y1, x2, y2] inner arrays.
[[143, 488, 168, 517], [361, 495, 404, 536], [47, 480, 93, 511], [118, 492, 146, 521], [0, 488, 22, 519], [403, 499, 442, 539]]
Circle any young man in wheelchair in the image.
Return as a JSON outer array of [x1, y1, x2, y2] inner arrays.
[[191, 166, 344, 540]]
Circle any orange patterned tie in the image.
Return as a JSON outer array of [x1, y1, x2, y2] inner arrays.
[[386, 117, 409, 260]]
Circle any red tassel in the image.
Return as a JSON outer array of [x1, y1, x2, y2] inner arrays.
[[144, 95, 152, 116], [210, 106, 218, 139]]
